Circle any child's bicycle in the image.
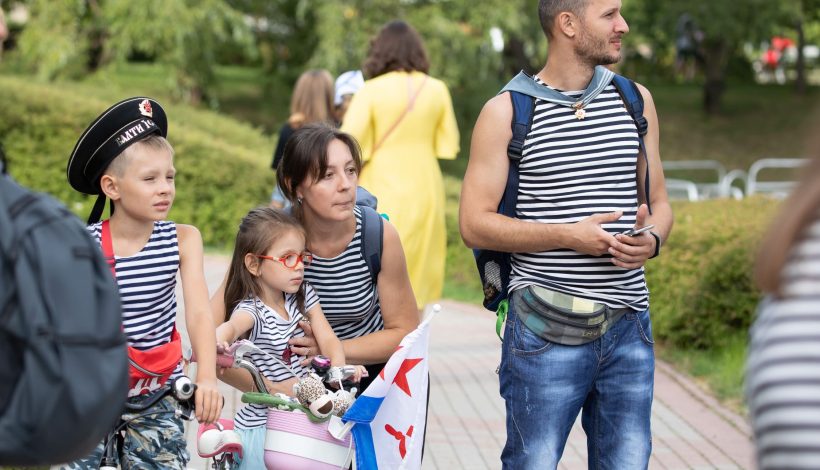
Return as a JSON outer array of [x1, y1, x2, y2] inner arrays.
[[197, 340, 359, 470], [96, 376, 198, 470]]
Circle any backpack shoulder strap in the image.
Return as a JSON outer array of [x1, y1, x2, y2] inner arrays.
[[612, 74, 648, 136], [501, 90, 535, 217], [359, 206, 383, 284], [612, 74, 652, 214]]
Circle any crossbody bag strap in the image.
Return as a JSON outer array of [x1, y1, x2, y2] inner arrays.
[[102, 220, 181, 376], [371, 74, 430, 156], [101, 219, 116, 277]]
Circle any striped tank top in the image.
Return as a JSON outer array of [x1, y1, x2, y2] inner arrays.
[[88, 221, 182, 382], [304, 206, 384, 339], [508, 80, 649, 310], [233, 285, 319, 428], [746, 215, 820, 469]]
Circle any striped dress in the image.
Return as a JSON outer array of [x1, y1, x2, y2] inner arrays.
[[233, 286, 319, 428], [507, 79, 649, 311], [746, 215, 820, 469], [304, 206, 384, 340], [87, 220, 182, 396]]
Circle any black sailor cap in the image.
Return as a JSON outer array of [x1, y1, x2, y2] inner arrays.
[[66, 97, 167, 223]]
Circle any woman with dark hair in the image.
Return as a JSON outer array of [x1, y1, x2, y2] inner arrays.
[[341, 20, 459, 311], [746, 145, 820, 468], [213, 123, 420, 393]]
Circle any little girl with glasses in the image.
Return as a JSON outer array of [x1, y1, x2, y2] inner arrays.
[[216, 207, 358, 469]]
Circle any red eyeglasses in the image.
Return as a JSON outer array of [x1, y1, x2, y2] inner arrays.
[[254, 252, 313, 269]]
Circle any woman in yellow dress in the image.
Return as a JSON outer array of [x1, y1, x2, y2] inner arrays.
[[342, 20, 459, 310]]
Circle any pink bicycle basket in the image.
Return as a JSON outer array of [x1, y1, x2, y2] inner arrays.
[[263, 408, 353, 469]]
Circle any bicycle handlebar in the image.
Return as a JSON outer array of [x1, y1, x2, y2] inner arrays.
[[197, 340, 360, 395], [123, 376, 196, 412]]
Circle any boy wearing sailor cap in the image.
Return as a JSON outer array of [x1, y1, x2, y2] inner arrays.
[[63, 97, 221, 469]]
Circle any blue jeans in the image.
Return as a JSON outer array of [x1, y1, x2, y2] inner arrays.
[[499, 302, 654, 469]]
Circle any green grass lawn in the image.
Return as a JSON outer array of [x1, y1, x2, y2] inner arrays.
[[659, 333, 749, 413]]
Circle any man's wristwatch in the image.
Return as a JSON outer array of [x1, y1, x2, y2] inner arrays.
[[649, 231, 662, 259]]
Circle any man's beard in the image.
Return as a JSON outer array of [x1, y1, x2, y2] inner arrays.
[[576, 28, 622, 66]]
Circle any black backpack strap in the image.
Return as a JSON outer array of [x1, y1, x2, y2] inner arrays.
[[359, 206, 383, 284], [612, 74, 652, 215], [503, 91, 535, 218]]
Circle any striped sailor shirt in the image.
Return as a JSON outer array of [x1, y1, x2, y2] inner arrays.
[[304, 206, 384, 339], [233, 286, 319, 428], [507, 80, 649, 311], [88, 220, 183, 392], [747, 215, 820, 469]]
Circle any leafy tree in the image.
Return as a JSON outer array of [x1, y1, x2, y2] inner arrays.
[[307, 0, 544, 91], [102, 0, 254, 105], [15, 0, 95, 80], [14, 0, 254, 105], [227, 0, 319, 83], [782, 0, 820, 94], [624, 0, 803, 114]]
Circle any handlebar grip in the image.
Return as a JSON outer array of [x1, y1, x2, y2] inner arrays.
[[173, 376, 196, 401], [190, 347, 236, 369], [216, 354, 235, 368], [325, 365, 357, 383], [123, 377, 196, 412]]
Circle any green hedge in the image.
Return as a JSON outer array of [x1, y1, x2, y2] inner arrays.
[[646, 198, 780, 349], [0, 75, 275, 248]]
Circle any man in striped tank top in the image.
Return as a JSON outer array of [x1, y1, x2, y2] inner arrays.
[[461, 1, 673, 468], [64, 97, 222, 469]]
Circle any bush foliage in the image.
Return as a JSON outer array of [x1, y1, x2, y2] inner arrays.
[[0, 76, 275, 248], [646, 198, 780, 349]]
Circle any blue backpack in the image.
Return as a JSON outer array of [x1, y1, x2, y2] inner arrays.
[[355, 186, 384, 284], [474, 73, 651, 313]]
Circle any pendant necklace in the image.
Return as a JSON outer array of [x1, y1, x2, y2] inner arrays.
[[573, 101, 586, 120]]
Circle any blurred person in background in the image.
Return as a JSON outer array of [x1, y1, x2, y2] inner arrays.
[[0, 6, 8, 59], [342, 20, 459, 311], [270, 69, 336, 209], [747, 145, 820, 469], [333, 70, 364, 124]]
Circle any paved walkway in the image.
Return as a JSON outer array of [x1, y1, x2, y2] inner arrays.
[[180, 255, 755, 469]]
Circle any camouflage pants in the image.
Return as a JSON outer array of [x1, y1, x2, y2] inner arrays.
[[57, 394, 189, 469]]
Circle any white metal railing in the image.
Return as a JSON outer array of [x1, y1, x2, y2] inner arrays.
[[746, 158, 808, 197], [665, 178, 701, 202], [662, 160, 726, 200], [720, 169, 747, 200], [662, 158, 805, 201]]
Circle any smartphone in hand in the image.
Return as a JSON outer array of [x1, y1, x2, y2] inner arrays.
[[622, 224, 655, 237]]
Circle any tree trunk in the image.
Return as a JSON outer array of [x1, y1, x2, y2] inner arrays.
[[701, 38, 731, 115], [795, 17, 807, 95]]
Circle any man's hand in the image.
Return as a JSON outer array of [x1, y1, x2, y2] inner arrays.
[[194, 378, 222, 424], [289, 320, 319, 367], [608, 204, 656, 269], [569, 211, 623, 255]]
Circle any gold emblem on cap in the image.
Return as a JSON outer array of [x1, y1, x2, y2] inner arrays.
[[138, 99, 153, 118]]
